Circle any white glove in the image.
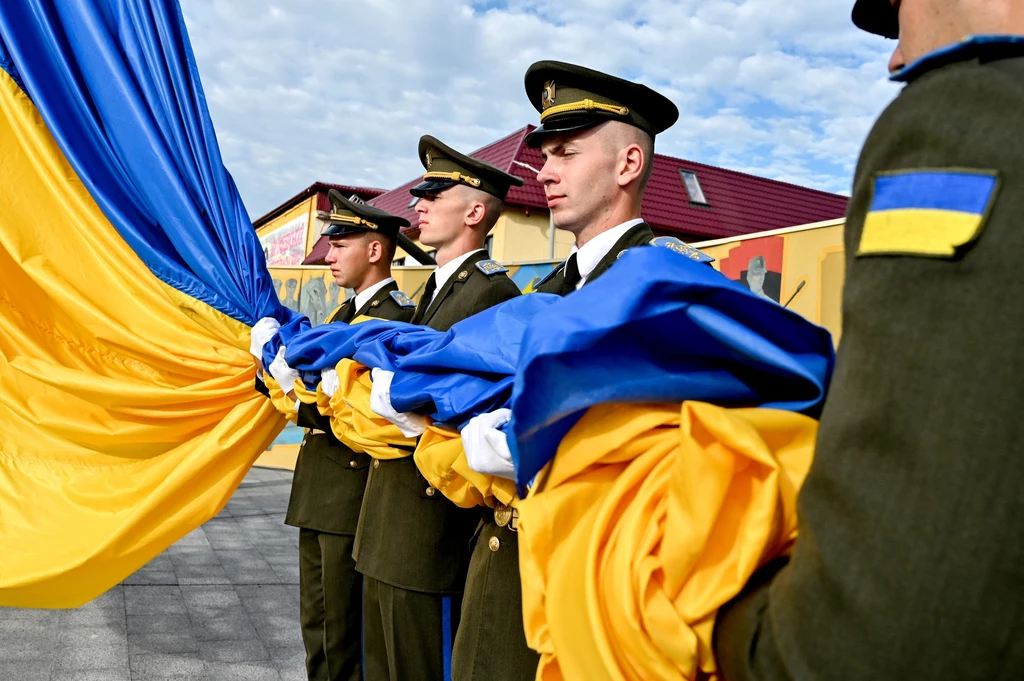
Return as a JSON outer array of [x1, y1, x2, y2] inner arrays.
[[321, 368, 340, 398], [268, 345, 300, 394], [461, 408, 515, 480], [370, 368, 427, 438], [249, 317, 281, 360]]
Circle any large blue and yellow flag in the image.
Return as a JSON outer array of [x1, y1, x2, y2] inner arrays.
[[0, 1, 294, 606]]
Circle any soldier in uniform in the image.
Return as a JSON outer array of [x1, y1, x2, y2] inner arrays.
[[356, 136, 524, 681], [714, 2, 1024, 680], [286, 190, 416, 681], [455, 61, 711, 681]]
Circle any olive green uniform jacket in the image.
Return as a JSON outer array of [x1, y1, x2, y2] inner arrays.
[[284, 280, 415, 535], [714, 40, 1024, 681], [355, 249, 522, 593]]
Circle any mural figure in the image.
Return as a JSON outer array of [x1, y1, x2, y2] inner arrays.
[[300, 274, 329, 326], [744, 255, 780, 302], [282, 278, 300, 312]]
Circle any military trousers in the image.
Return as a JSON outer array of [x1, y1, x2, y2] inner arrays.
[[362, 576, 462, 681], [298, 529, 362, 681], [452, 520, 539, 681]]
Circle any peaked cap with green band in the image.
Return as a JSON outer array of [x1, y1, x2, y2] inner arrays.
[[410, 135, 525, 201], [321, 188, 409, 239], [851, 0, 898, 39], [523, 60, 679, 148]]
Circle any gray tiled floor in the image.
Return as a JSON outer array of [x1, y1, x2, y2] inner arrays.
[[0, 467, 306, 681]]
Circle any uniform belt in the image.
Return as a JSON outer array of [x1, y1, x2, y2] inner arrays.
[[492, 502, 518, 532]]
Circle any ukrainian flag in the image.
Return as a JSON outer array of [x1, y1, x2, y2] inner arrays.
[[0, 1, 292, 607], [858, 169, 1000, 257]]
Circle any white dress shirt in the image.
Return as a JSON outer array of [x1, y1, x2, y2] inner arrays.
[[429, 249, 485, 302], [352, 277, 395, 312], [569, 218, 644, 290]]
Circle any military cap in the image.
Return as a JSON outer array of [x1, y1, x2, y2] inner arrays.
[[852, 0, 898, 39], [410, 135, 524, 201], [523, 60, 679, 148], [320, 188, 409, 239]]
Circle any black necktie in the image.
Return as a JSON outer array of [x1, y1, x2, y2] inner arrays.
[[560, 253, 581, 295], [338, 300, 357, 323], [412, 273, 437, 324]]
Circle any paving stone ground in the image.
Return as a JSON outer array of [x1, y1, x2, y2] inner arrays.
[[0, 467, 307, 681]]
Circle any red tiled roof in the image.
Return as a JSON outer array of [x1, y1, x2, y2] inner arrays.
[[254, 182, 386, 229], [303, 125, 849, 263]]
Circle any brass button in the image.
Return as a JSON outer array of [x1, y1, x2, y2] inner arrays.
[[349, 460, 358, 468], [372, 459, 380, 469], [488, 536, 500, 552], [457, 271, 468, 280], [425, 487, 435, 497]]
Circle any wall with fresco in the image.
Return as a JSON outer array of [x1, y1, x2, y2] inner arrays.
[[696, 219, 845, 346]]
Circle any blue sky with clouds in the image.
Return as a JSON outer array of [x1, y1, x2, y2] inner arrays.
[[179, 0, 902, 219]]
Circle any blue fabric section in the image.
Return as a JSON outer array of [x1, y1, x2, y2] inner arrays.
[[0, 0, 295, 326], [507, 247, 835, 487], [871, 171, 997, 215], [0, 34, 25, 92], [892, 35, 1024, 83], [441, 595, 452, 681], [279, 248, 833, 488], [283, 295, 560, 425]]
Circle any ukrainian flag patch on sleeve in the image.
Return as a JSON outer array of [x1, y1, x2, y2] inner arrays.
[[858, 169, 1000, 257]]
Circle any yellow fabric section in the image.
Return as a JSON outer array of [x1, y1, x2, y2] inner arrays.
[[325, 359, 417, 459], [517, 401, 817, 681], [263, 374, 299, 422], [857, 207, 984, 256], [414, 426, 518, 509], [0, 70, 284, 607]]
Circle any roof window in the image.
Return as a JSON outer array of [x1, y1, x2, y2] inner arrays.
[[680, 170, 709, 205]]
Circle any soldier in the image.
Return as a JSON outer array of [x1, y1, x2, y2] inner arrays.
[[714, 2, 1024, 680], [456, 61, 711, 681], [356, 136, 524, 681], [286, 190, 416, 681]]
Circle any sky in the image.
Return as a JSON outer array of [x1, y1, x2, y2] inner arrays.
[[179, 0, 902, 220]]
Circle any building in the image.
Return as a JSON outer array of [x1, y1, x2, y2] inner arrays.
[[254, 182, 385, 267], [291, 125, 849, 267], [254, 126, 850, 323]]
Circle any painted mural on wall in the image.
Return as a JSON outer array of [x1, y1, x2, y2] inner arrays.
[[697, 221, 845, 346], [270, 268, 348, 327], [260, 214, 308, 266]]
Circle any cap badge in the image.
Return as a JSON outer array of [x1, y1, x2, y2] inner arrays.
[[541, 81, 556, 110], [425, 151, 433, 168]]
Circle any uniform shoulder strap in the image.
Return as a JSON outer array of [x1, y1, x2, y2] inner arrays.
[[475, 259, 508, 276], [389, 290, 416, 308], [649, 236, 715, 263]]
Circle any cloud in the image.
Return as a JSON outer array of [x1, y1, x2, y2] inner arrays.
[[179, 0, 901, 218]]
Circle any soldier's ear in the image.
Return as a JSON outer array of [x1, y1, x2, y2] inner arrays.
[[464, 201, 487, 228], [367, 237, 384, 264]]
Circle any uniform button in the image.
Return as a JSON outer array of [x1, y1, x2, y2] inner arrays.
[[425, 487, 435, 497], [488, 536, 500, 552], [349, 460, 358, 468], [372, 459, 380, 469]]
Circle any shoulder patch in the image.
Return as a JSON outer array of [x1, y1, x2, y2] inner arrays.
[[389, 290, 416, 308], [475, 259, 508, 276], [534, 261, 565, 289], [857, 169, 999, 258], [649, 236, 715, 263]]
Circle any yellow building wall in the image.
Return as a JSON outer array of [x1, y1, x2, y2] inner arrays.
[[697, 219, 846, 345], [490, 208, 573, 263]]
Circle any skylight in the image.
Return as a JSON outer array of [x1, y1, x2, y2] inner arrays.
[[680, 170, 709, 205]]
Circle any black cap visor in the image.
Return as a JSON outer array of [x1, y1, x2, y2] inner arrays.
[[410, 179, 459, 197], [523, 115, 610, 148], [321, 223, 374, 238], [852, 0, 899, 39]]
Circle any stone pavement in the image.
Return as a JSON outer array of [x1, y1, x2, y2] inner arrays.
[[0, 467, 308, 681]]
